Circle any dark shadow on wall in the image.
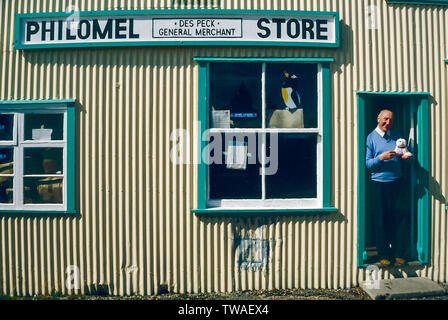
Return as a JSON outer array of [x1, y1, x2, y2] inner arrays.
[[414, 162, 446, 205]]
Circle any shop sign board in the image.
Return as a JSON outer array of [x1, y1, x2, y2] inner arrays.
[[14, 10, 339, 49]]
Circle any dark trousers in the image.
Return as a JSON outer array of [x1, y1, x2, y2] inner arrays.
[[372, 179, 409, 259]]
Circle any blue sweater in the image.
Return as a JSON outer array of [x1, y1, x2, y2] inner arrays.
[[366, 129, 402, 182]]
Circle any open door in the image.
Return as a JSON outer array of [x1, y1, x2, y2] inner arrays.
[[357, 92, 430, 267]]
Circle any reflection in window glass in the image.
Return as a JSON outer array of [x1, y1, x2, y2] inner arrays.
[[25, 114, 64, 140], [0, 177, 13, 203], [24, 177, 63, 204], [24, 148, 63, 175], [0, 114, 14, 141], [266, 134, 317, 199], [210, 63, 262, 128], [0, 148, 13, 174], [266, 63, 318, 128], [209, 133, 261, 199]]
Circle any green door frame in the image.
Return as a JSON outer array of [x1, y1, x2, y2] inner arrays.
[[357, 91, 430, 267]]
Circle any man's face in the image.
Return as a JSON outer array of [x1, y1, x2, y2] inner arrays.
[[377, 111, 394, 132]]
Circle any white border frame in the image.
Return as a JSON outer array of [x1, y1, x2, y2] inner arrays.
[[0, 108, 67, 211]]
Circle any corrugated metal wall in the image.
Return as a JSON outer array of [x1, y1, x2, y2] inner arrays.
[[0, 0, 447, 296]]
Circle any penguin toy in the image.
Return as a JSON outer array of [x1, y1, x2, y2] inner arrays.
[[281, 71, 302, 111]]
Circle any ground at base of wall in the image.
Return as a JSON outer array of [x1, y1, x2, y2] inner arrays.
[[2, 284, 448, 300]]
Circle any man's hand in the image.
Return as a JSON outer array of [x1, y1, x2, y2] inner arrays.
[[379, 150, 397, 160], [402, 154, 412, 160]]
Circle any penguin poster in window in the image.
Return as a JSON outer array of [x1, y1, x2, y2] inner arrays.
[[268, 71, 304, 128], [269, 71, 304, 128], [266, 63, 318, 129]]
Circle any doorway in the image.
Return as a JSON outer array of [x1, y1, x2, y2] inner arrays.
[[357, 92, 430, 267]]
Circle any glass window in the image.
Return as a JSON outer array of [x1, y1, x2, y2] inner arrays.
[[210, 63, 262, 128], [209, 133, 262, 199], [205, 62, 323, 208], [265, 133, 317, 199], [25, 113, 64, 140], [0, 106, 72, 212], [0, 114, 14, 141], [24, 148, 63, 175]]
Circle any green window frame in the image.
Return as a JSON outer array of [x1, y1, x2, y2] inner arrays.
[[387, 0, 448, 5], [0, 100, 76, 214], [192, 57, 337, 215]]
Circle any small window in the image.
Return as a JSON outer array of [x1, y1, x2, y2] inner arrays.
[[0, 101, 75, 212]]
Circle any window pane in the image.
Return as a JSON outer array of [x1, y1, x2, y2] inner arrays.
[[209, 133, 261, 199], [265, 133, 317, 198], [25, 114, 64, 140], [0, 148, 13, 174], [210, 63, 262, 128], [0, 114, 14, 141], [24, 148, 63, 175], [0, 177, 13, 203], [266, 63, 318, 128], [24, 177, 63, 204]]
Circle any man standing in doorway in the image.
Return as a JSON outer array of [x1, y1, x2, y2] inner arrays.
[[366, 109, 411, 267]]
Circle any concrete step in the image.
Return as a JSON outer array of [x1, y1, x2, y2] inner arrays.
[[361, 277, 446, 300]]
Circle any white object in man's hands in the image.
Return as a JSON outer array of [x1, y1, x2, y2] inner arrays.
[[395, 138, 412, 157]]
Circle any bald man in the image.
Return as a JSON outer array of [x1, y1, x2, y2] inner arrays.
[[366, 109, 411, 268]]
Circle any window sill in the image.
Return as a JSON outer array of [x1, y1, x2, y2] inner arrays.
[[191, 207, 338, 216]]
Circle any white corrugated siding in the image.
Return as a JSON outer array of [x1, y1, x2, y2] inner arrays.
[[0, 0, 447, 296]]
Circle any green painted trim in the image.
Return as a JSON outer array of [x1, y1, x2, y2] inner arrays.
[[445, 59, 448, 63], [417, 96, 430, 264], [15, 41, 340, 50], [322, 63, 332, 207], [357, 94, 367, 267], [194, 57, 335, 63], [15, 9, 340, 49], [356, 91, 431, 267], [197, 62, 209, 210], [192, 207, 338, 215], [357, 91, 431, 96], [15, 9, 340, 18], [0, 99, 76, 106], [387, 0, 448, 5], [66, 103, 76, 212], [0, 210, 78, 215]]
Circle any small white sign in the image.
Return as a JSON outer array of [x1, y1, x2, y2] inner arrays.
[[32, 128, 53, 140], [153, 18, 243, 38], [212, 110, 231, 128], [226, 141, 248, 170]]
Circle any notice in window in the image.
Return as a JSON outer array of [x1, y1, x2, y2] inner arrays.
[[212, 110, 231, 128], [226, 141, 247, 170]]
